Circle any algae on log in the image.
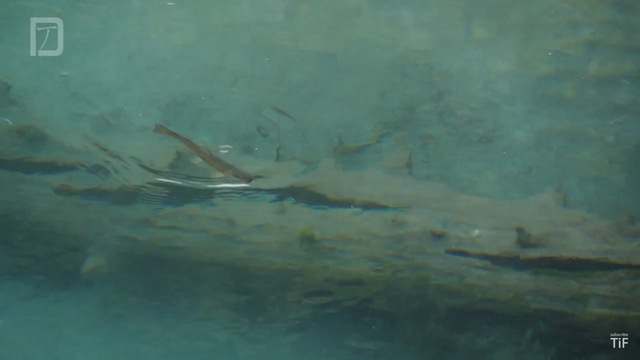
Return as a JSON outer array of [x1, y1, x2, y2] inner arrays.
[[0, 128, 639, 343]]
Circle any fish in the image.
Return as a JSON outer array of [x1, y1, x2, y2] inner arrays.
[[87, 138, 131, 167], [270, 106, 298, 123], [256, 124, 270, 138], [153, 124, 253, 183], [267, 106, 308, 144], [332, 131, 391, 157]]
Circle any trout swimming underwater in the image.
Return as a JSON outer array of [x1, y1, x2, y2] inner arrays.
[[153, 124, 253, 183]]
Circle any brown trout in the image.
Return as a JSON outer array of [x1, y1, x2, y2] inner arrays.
[[153, 124, 253, 183]]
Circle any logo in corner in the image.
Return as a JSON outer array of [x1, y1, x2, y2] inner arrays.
[[30, 17, 64, 56], [610, 333, 629, 349]]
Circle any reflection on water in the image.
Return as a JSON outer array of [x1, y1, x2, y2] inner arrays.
[[1, 0, 639, 359]]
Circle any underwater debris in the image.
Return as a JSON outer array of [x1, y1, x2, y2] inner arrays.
[[279, 185, 399, 210], [298, 226, 318, 244], [275, 144, 300, 163], [86, 138, 132, 168], [72, 110, 119, 128], [53, 184, 141, 206], [256, 124, 270, 138], [515, 225, 549, 249], [301, 289, 337, 306], [430, 229, 447, 239], [445, 248, 640, 272], [378, 146, 414, 176], [154, 124, 253, 183], [333, 136, 371, 157], [297, 226, 336, 255], [303, 289, 335, 298], [0, 77, 11, 93], [298, 226, 321, 252], [336, 278, 367, 287], [515, 225, 534, 248], [12, 124, 50, 148], [50, 179, 398, 210], [612, 214, 640, 238], [84, 163, 112, 179], [0, 156, 84, 175], [0, 77, 19, 108], [81, 254, 108, 275], [157, 149, 211, 178]]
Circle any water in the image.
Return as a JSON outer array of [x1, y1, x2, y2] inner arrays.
[[1, 0, 639, 359]]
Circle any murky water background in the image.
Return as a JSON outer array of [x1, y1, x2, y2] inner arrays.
[[1, 1, 639, 359]]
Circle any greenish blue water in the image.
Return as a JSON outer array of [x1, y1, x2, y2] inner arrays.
[[1, 1, 639, 359]]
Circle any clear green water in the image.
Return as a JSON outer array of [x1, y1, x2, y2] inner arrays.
[[1, 1, 639, 359]]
